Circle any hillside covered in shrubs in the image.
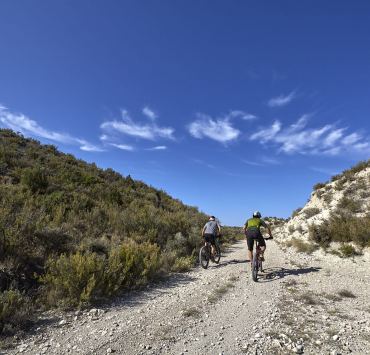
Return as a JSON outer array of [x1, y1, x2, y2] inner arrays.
[[0, 129, 238, 334], [277, 159, 370, 257]]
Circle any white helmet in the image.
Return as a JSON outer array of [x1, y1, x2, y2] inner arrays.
[[253, 211, 261, 218]]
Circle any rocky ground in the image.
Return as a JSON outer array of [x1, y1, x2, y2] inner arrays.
[[5, 241, 370, 355]]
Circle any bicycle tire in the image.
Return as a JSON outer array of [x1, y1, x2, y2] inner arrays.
[[199, 246, 209, 269], [252, 259, 258, 282], [213, 244, 221, 264], [252, 250, 258, 282]]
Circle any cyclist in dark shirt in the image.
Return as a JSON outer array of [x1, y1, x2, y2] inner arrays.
[[243, 211, 273, 266]]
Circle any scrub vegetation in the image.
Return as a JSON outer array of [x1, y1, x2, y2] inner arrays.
[[0, 129, 238, 333]]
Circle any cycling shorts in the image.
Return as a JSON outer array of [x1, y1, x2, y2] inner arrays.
[[245, 229, 266, 251], [204, 233, 216, 245]]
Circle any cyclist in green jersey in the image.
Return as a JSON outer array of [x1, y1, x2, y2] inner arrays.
[[243, 211, 273, 266]]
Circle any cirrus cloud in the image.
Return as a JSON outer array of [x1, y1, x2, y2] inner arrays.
[[268, 91, 296, 107], [250, 115, 370, 155], [101, 109, 174, 141], [187, 113, 241, 143], [0, 105, 104, 152]]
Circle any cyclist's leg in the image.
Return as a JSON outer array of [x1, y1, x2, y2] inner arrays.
[[210, 235, 216, 256], [257, 233, 266, 260], [246, 233, 254, 265]]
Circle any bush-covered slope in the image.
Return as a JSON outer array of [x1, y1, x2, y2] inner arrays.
[[0, 129, 229, 332], [276, 159, 370, 255]]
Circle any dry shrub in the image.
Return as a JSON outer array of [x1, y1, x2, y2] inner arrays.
[[0, 290, 33, 333]]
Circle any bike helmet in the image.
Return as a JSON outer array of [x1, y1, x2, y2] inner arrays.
[[253, 211, 261, 218], [209, 216, 216, 221]]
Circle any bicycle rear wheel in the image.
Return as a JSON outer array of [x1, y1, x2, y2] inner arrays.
[[199, 246, 209, 269], [213, 243, 221, 264], [252, 251, 258, 282]]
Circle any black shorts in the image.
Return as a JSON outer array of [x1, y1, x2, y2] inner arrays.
[[204, 233, 216, 245], [246, 229, 266, 251]]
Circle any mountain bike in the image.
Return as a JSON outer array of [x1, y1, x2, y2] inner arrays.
[[251, 236, 273, 282], [199, 236, 221, 269]]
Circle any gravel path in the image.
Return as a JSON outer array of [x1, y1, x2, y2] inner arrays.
[[8, 241, 370, 355]]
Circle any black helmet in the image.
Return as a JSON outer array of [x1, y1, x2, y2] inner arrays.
[[253, 211, 261, 218], [209, 216, 216, 221]]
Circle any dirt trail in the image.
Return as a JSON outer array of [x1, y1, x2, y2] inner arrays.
[[8, 241, 370, 355]]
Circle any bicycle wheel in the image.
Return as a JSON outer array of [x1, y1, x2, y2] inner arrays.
[[213, 243, 221, 264], [252, 251, 258, 282], [259, 259, 263, 273], [199, 246, 209, 269]]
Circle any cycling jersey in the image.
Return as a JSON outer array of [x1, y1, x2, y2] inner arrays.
[[244, 217, 267, 230], [203, 220, 220, 236]]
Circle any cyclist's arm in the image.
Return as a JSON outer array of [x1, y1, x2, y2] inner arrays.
[[201, 225, 206, 237], [261, 220, 273, 238]]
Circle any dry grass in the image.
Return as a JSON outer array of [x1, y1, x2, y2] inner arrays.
[[338, 289, 356, 298], [207, 282, 234, 303], [285, 238, 318, 254], [296, 292, 322, 305], [182, 307, 201, 318]]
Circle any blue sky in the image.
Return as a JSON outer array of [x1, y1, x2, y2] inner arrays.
[[1, 1, 370, 226]]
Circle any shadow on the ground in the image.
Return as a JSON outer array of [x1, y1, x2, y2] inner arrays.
[[257, 266, 321, 282], [211, 258, 248, 269]]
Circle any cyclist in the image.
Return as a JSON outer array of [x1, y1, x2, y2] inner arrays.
[[243, 211, 273, 266], [202, 216, 221, 259]]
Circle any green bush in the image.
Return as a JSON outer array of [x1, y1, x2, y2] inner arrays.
[[309, 215, 370, 249], [308, 223, 332, 248], [304, 208, 320, 218], [170, 256, 195, 272], [337, 197, 362, 213], [21, 167, 49, 193], [339, 244, 357, 258], [313, 182, 326, 191], [0, 290, 33, 333], [323, 192, 333, 205], [292, 208, 302, 218], [335, 178, 346, 191], [41, 252, 106, 307], [285, 238, 318, 254], [105, 241, 161, 294]]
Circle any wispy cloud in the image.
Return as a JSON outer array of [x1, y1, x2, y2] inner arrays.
[[109, 143, 135, 151], [147, 145, 167, 151], [142, 106, 157, 121], [228, 110, 257, 121], [188, 113, 241, 143], [242, 156, 280, 167], [268, 91, 296, 107], [0, 105, 103, 152], [101, 109, 174, 141], [250, 115, 370, 156]]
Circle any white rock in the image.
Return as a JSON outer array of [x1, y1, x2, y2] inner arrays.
[[332, 334, 339, 341], [58, 319, 67, 326]]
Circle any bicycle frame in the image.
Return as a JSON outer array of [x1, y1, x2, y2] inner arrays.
[[251, 236, 272, 282]]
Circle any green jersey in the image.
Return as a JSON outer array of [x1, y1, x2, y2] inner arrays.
[[244, 217, 267, 230]]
